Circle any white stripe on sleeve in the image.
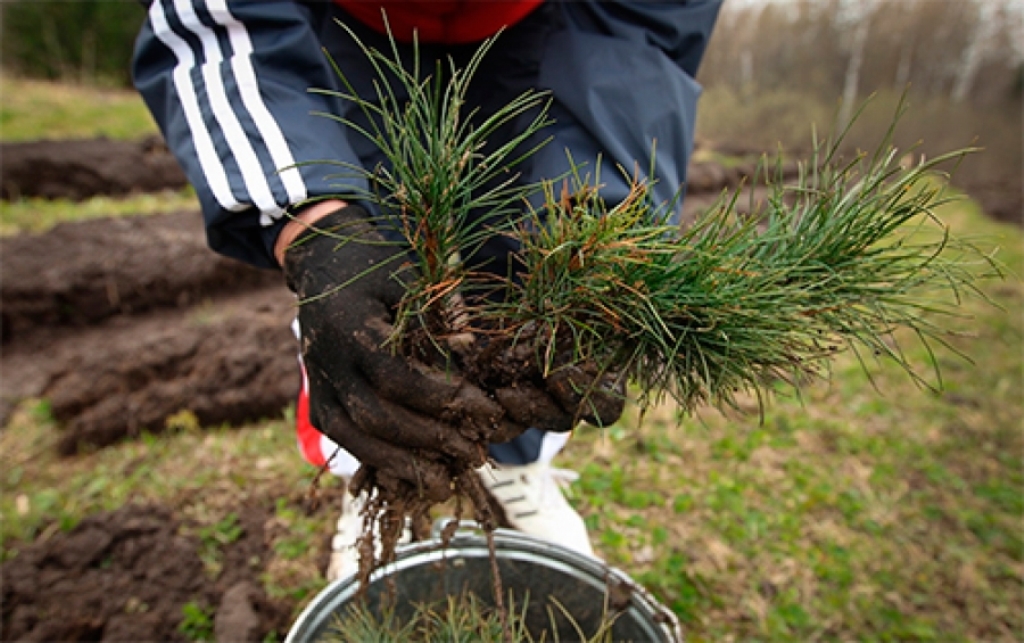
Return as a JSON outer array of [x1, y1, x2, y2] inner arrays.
[[207, 0, 308, 218], [150, 1, 242, 212], [173, 0, 282, 220]]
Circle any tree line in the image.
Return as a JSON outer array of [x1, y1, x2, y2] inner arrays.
[[1, 0, 1020, 190], [3, 0, 1020, 107], [700, 0, 1021, 110], [0, 1, 146, 86], [692, 0, 1021, 203]]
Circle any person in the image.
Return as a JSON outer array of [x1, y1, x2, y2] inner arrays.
[[133, 0, 721, 581]]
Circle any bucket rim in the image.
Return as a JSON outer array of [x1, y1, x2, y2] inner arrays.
[[285, 525, 682, 642]]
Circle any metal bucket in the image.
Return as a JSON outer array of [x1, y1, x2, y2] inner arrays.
[[286, 522, 681, 642]]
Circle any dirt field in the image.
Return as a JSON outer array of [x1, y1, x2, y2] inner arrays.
[[1, 137, 1018, 642], [2, 503, 292, 641]]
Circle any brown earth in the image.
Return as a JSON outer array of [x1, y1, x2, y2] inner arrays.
[[0, 136, 1016, 642], [1, 138, 306, 640], [0, 137, 188, 201], [0, 211, 297, 456], [0, 498, 346, 642]]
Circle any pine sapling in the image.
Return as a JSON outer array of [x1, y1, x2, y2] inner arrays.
[[293, 25, 1002, 636]]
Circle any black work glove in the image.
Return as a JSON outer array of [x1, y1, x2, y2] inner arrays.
[[476, 335, 627, 432], [283, 205, 524, 501], [541, 358, 626, 428]]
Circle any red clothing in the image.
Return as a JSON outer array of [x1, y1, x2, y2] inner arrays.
[[334, 1, 544, 44]]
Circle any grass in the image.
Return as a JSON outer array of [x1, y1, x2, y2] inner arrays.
[[0, 73, 158, 141], [1, 77, 1020, 639], [179, 600, 216, 641], [0, 73, 199, 234], [2, 194, 1020, 640], [0, 403, 333, 608], [0, 189, 201, 236]]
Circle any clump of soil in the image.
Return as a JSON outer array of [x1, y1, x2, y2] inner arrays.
[[343, 280, 625, 627], [41, 289, 298, 456], [0, 136, 187, 200], [0, 212, 299, 453], [0, 503, 292, 642]]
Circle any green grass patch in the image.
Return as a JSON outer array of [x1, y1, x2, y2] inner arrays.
[[0, 403, 333, 618], [0, 76, 199, 235], [0, 73, 157, 141], [179, 600, 216, 641], [0, 188, 200, 236]]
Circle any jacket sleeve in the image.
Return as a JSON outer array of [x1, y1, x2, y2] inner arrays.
[[132, 1, 366, 269], [529, 0, 723, 217]]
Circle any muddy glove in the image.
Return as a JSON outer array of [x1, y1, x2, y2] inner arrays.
[[497, 365, 626, 432], [479, 338, 627, 432], [542, 358, 626, 428], [283, 205, 523, 501]]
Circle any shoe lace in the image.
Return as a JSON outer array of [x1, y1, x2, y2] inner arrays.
[[536, 466, 580, 510]]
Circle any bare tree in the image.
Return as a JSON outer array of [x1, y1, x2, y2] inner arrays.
[[951, 0, 999, 103], [837, 0, 878, 128]]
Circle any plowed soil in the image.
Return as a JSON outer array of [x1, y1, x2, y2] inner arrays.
[[0, 136, 1017, 642], [2, 503, 292, 642]]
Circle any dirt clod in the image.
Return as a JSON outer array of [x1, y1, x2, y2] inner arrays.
[[0, 503, 290, 642], [215, 582, 263, 643]]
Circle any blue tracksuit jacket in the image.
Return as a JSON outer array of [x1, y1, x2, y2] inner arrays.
[[133, 0, 722, 271]]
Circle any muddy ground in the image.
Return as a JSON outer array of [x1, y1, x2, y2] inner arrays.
[[0, 137, 1018, 642], [2, 503, 291, 642]]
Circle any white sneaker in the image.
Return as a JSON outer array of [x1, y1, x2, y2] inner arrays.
[[476, 461, 595, 557], [325, 488, 411, 582]]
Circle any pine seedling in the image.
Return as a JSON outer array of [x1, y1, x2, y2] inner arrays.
[[493, 110, 1001, 414], [306, 26, 998, 417], [308, 22, 552, 352], [324, 591, 615, 643], [302, 25, 560, 611]]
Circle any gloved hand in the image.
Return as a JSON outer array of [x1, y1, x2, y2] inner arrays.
[[476, 337, 627, 432], [283, 205, 525, 501], [542, 357, 626, 428]]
